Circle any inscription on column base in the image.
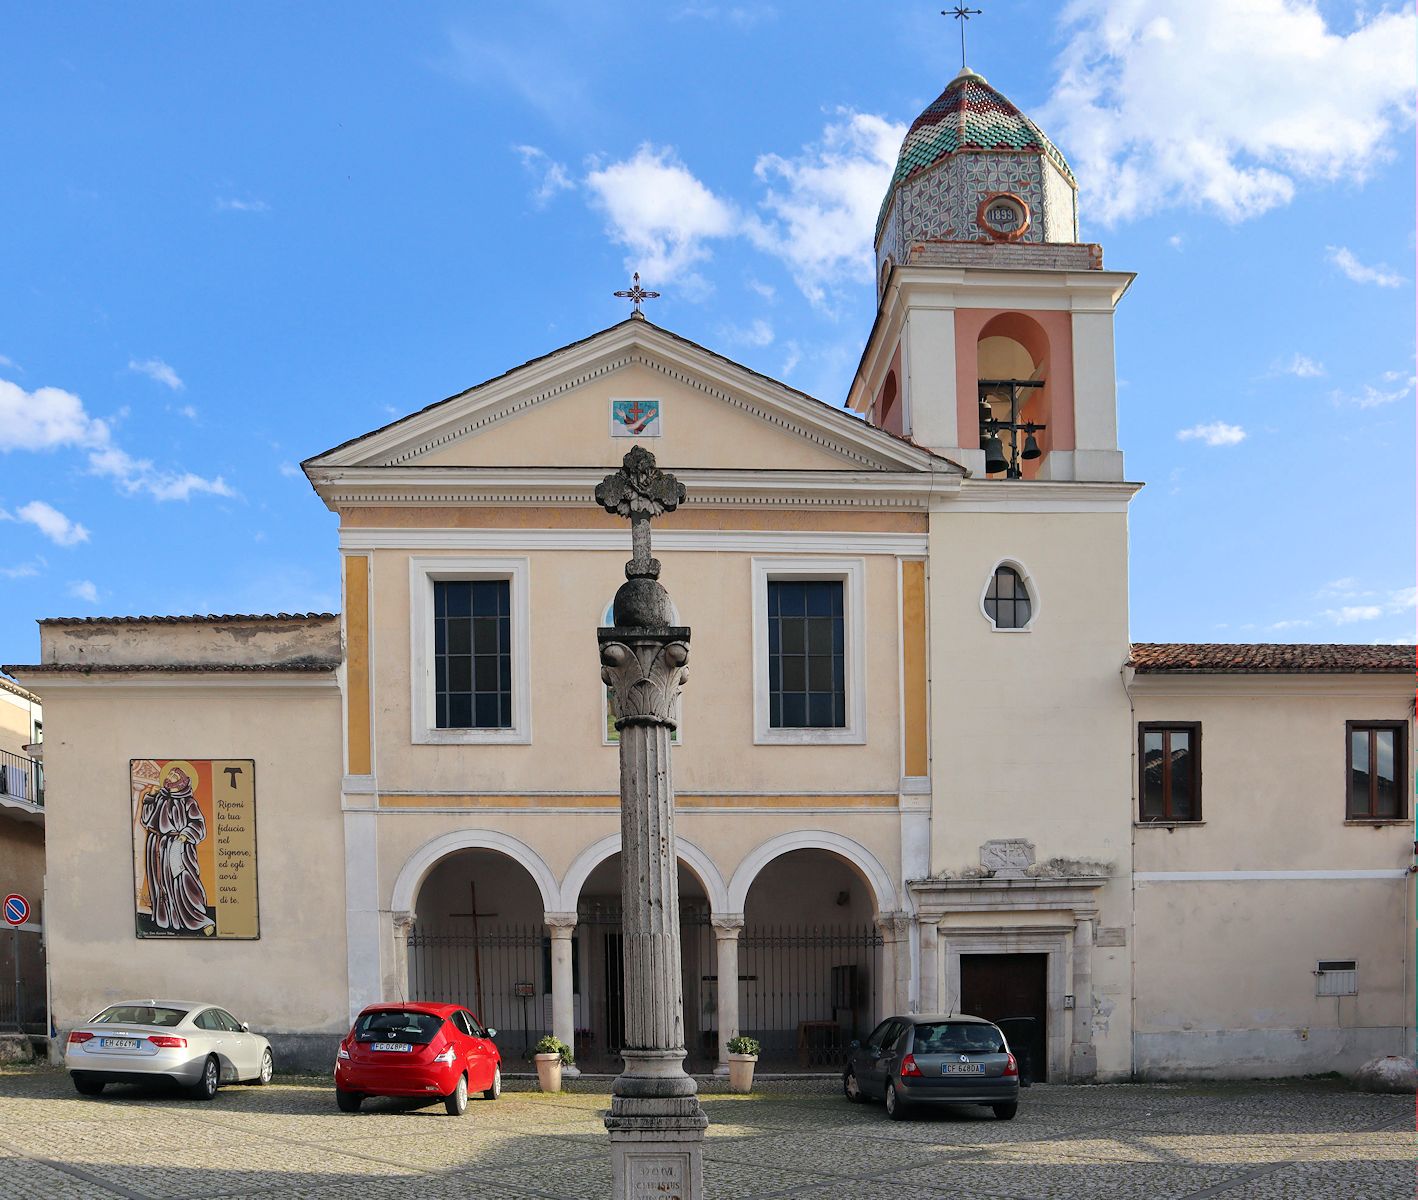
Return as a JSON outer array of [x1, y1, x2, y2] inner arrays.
[[608, 1100, 706, 1200]]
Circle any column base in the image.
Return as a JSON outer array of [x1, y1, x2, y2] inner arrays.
[[562, 1064, 581, 1077], [712, 1064, 729, 1076], [607, 1095, 707, 1200]]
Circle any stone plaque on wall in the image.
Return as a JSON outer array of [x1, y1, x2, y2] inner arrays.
[[980, 839, 1035, 878], [1096, 927, 1127, 947]]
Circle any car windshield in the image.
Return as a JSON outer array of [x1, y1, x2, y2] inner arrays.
[[913, 1022, 1005, 1054], [92, 1005, 188, 1028], [354, 1010, 444, 1044]]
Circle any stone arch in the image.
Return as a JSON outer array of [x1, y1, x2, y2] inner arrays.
[[727, 830, 897, 915], [558, 832, 729, 915], [391, 828, 560, 916]]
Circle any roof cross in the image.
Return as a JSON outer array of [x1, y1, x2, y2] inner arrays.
[[944, 4, 983, 71], [613, 272, 661, 318]]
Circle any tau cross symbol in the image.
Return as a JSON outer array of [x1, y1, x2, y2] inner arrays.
[[613, 272, 660, 317], [944, 4, 983, 70]]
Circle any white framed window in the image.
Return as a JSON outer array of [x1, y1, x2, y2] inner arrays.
[[980, 558, 1039, 633], [1314, 960, 1358, 997], [409, 556, 531, 744], [751, 557, 866, 745], [601, 597, 683, 746]]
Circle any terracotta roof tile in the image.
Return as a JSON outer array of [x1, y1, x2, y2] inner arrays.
[[37, 612, 337, 626], [1129, 643, 1414, 674]]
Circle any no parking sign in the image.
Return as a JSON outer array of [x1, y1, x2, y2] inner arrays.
[[3, 894, 29, 926]]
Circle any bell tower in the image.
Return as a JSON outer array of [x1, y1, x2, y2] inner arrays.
[[849, 67, 1132, 483]]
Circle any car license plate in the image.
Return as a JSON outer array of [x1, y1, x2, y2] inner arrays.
[[371, 1043, 411, 1052], [945, 1062, 985, 1075], [101, 1038, 140, 1050]]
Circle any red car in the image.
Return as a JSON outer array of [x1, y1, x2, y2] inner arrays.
[[334, 1002, 501, 1115]]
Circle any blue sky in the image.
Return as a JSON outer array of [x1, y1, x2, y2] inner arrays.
[[1, 1, 1414, 668]]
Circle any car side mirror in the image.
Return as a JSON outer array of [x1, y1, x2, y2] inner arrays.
[[242, 1023, 250, 1032], [485, 1028, 497, 1039], [848, 1040, 861, 1050]]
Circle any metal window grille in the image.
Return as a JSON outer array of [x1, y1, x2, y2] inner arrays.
[[1315, 960, 1358, 997], [767, 580, 846, 728], [433, 579, 511, 729], [984, 565, 1031, 629]]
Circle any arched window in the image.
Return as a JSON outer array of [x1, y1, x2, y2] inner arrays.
[[983, 564, 1033, 631]]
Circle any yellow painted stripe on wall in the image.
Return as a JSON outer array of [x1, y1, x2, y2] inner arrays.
[[341, 506, 927, 533], [901, 559, 929, 778], [344, 555, 372, 775], [378, 793, 897, 809]]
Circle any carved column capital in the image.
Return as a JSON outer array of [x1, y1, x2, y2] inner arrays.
[[600, 636, 690, 729], [710, 913, 745, 938], [544, 911, 579, 935], [391, 910, 416, 937], [876, 910, 911, 941]]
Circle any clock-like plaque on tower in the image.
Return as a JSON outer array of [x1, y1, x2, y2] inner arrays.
[[611, 398, 662, 438], [978, 193, 1031, 241]]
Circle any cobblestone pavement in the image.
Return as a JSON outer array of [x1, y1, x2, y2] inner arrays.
[[0, 1067, 1409, 1199]]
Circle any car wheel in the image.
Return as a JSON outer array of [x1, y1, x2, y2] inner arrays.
[[189, 1055, 220, 1102], [842, 1068, 863, 1103], [444, 1073, 469, 1116], [71, 1073, 105, 1097], [885, 1080, 909, 1121], [992, 1102, 1018, 1121], [481, 1065, 501, 1101], [250, 1048, 273, 1085], [335, 1088, 363, 1113]]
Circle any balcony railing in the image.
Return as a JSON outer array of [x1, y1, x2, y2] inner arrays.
[[0, 749, 42, 807]]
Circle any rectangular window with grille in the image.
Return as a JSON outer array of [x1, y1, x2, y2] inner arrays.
[[1346, 722, 1406, 820], [434, 579, 512, 729], [1139, 723, 1201, 822], [1315, 960, 1358, 996], [767, 579, 845, 729]]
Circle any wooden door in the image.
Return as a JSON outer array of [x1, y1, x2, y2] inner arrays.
[[958, 953, 1048, 1082]]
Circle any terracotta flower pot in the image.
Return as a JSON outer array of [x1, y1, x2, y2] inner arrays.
[[534, 1052, 564, 1093], [727, 1053, 757, 1094]]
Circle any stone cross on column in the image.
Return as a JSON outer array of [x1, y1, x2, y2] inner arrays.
[[596, 446, 706, 1200]]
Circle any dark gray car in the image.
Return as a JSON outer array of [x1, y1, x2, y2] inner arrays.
[[843, 1014, 1020, 1120]]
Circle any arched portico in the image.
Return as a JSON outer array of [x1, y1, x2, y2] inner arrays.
[[391, 828, 560, 917], [726, 829, 898, 916], [558, 832, 728, 915]]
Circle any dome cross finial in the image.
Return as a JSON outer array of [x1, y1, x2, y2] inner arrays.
[[944, 4, 983, 71]]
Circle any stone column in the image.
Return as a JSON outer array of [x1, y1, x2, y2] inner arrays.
[[875, 912, 911, 1017], [711, 915, 744, 1073], [390, 911, 415, 1003], [596, 447, 707, 1200], [1070, 915, 1098, 1080], [918, 919, 940, 1013], [545, 911, 580, 1076]]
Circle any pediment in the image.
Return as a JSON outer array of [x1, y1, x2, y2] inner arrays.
[[305, 319, 954, 476]]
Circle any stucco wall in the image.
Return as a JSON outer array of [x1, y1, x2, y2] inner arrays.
[[38, 679, 346, 1050], [1131, 678, 1414, 1076]]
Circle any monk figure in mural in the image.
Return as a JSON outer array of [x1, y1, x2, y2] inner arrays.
[[139, 766, 216, 935]]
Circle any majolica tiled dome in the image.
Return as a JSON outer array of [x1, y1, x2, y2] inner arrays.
[[876, 68, 1080, 271]]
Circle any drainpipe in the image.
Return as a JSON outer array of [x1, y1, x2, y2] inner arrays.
[[1122, 661, 1138, 1081]]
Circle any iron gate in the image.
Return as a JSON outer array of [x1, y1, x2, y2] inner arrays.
[[739, 923, 883, 1068], [0, 927, 44, 1034], [406, 926, 544, 1061]]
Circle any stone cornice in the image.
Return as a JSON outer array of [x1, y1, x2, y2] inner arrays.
[[908, 875, 1106, 920]]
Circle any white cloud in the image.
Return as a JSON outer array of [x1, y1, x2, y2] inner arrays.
[[67, 579, 99, 604], [1325, 245, 1404, 288], [1167, 234, 1183, 250], [675, 4, 776, 28], [781, 341, 802, 376], [0, 378, 233, 501], [0, 561, 41, 579], [1177, 421, 1246, 446], [724, 318, 774, 347], [1043, 1, 1418, 224], [1276, 353, 1325, 378], [1330, 373, 1415, 409], [0, 354, 15, 370], [215, 197, 270, 213], [747, 278, 776, 301], [1267, 618, 1314, 631], [127, 357, 184, 390], [586, 144, 738, 283], [279, 461, 302, 478], [747, 110, 905, 307], [5, 500, 90, 547], [514, 145, 574, 207], [1330, 604, 1384, 624]]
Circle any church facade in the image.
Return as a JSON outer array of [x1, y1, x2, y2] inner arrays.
[[9, 68, 1412, 1080]]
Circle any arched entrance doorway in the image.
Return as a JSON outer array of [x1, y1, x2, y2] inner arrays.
[[738, 848, 884, 1069], [406, 848, 549, 1065], [572, 853, 713, 1072]]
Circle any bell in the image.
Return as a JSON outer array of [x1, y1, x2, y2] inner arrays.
[[978, 398, 993, 427], [983, 433, 1009, 475], [1021, 431, 1042, 460]]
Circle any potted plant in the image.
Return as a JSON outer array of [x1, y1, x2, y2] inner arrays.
[[534, 1035, 573, 1093], [726, 1035, 760, 1093]]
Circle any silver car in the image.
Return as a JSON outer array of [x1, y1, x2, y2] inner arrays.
[[66, 1000, 274, 1100]]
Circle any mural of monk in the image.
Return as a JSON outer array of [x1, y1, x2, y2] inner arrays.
[[139, 766, 216, 935]]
